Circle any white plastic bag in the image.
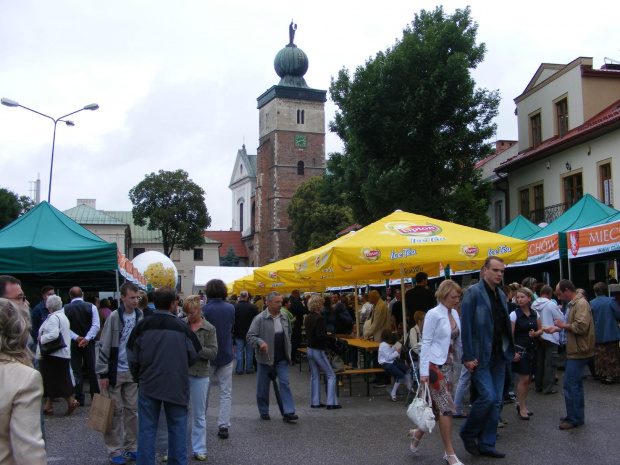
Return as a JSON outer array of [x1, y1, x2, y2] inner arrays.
[[406, 383, 436, 433]]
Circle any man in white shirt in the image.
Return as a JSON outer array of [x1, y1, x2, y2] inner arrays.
[[64, 286, 100, 406]]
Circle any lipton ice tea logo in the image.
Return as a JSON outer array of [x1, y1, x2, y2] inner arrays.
[[268, 271, 278, 279], [339, 264, 353, 273], [386, 222, 442, 237], [569, 231, 579, 257], [361, 247, 381, 262], [460, 244, 479, 257], [382, 270, 395, 277]]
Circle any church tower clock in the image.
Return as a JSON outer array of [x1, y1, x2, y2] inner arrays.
[[254, 22, 327, 265]]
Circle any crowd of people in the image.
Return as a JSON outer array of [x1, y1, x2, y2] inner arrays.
[[0, 262, 618, 464]]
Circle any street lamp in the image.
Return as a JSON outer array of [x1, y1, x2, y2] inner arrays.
[[1, 97, 99, 203]]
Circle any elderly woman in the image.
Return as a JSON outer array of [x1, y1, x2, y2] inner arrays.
[[412, 280, 463, 465], [305, 295, 341, 409], [0, 298, 47, 464], [181, 296, 218, 461], [590, 282, 620, 384], [37, 295, 79, 416]]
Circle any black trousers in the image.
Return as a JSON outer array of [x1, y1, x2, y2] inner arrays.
[[69, 340, 100, 403]]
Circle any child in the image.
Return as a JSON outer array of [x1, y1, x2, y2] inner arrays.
[[378, 329, 412, 401]]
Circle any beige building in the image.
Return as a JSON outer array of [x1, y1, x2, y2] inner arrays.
[[493, 57, 620, 225], [64, 200, 220, 296]]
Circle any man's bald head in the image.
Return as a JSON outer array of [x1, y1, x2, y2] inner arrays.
[[69, 287, 83, 298]]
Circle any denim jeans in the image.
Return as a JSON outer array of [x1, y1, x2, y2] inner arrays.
[[307, 348, 337, 406], [460, 355, 505, 452], [563, 357, 589, 425], [137, 392, 187, 465], [256, 361, 295, 416], [235, 337, 254, 373], [189, 376, 210, 455], [207, 362, 233, 428], [454, 364, 471, 414]]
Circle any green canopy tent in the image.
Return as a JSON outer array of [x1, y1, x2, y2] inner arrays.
[[0, 201, 121, 290], [498, 215, 541, 240]]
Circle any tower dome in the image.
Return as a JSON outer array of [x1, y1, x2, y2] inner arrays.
[[273, 21, 309, 88]]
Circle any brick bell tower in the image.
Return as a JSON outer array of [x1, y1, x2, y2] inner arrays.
[[254, 22, 327, 265]]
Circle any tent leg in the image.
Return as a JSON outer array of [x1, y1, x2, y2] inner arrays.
[[354, 282, 359, 337], [559, 258, 563, 280], [400, 265, 407, 339], [115, 269, 120, 294]]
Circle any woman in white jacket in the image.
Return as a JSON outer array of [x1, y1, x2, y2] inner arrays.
[[410, 280, 463, 465], [37, 295, 78, 416]]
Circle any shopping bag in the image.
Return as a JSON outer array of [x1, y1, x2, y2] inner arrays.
[[87, 393, 115, 433], [406, 383, 435, 433]]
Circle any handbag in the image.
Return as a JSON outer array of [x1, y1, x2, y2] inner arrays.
[[406, 383, 436, 433], [39, 315, 67, 356], [87, 392, 115, 433], [329, 337, 349, 357]]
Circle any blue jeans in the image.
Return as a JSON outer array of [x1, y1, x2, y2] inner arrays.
[[454, 364, 471, 415], [307, 348, 337, 406], [256, 361, 295, 416], [460, 355, 505, 452], [137, 392, 187, 465], [382, 360, 411, 383], [563, 357, 589, 425], [235, 337, 254, 373], [189, 376, 209, 455]]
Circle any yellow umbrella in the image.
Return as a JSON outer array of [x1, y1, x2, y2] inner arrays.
[[294, 210, 528, 279]]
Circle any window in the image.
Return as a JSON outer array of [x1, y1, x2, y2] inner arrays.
[[296, 109, 305, 124], [564, 173, 583, 207], [556, 98, 568, 137], [494, 201, 504, 231], [133, 247, 145, 259], [600, 163, 613, 206], [193, 248, 203, 261], [530, 113, 542, 148], [240, 164, 243, 174], [297, 161, 305, 175], [239, 202, 244, 231], [519, 183, 544, 223]]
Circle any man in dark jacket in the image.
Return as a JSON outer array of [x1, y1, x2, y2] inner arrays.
[[64, 286, 101, 405], [127, 286, 201, 465], [234, 291, 258, 374], [289, 290, 307, 364]]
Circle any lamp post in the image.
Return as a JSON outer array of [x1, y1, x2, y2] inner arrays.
[[1, 97, 99, 203]]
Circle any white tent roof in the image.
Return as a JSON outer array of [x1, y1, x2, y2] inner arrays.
[[193, 266, 257, 288]]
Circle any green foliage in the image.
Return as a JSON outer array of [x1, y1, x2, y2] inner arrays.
[[444, 175, 493, 230], [220, 245, 240, 267], [129, 170, 211, 257], [328, 6, 498, 229], [0, 188, 34, 229], [287, 176, 355, 254]]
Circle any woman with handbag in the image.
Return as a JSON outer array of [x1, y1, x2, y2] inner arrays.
[[37, 295, 79, 416], [413, 280, 463, 465], [0, 298, 47, 464], [305, 295, 341, 410]]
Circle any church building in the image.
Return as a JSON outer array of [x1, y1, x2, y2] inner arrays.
[[229, 23, 327, 266]]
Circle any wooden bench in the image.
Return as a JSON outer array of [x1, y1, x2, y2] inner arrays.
[[335, 368, 386, 396]]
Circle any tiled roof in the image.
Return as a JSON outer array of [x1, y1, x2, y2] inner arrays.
[[63, 204, 126, 225], [497, 99, 620, 172], [104, 211, 162, 244], [204, 231, 248, 258], [337, 224, 361, 237]]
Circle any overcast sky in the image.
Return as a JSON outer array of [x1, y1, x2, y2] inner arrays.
[[1, 0, 617, 231]]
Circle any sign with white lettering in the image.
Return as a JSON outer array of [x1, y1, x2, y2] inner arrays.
[[567, 221, 620, 259]]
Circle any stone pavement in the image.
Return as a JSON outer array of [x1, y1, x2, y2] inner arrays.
[[44, 363, 618, 464]]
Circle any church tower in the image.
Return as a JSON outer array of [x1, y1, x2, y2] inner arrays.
[[254, 23, 327, 265]]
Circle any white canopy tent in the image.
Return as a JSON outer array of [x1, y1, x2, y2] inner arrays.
[[193, 266, 257, 293]]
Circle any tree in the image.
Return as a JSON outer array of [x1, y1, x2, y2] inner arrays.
[[287, 176, 355, 254], [328, 6, 498, 228], [0, 188, 35, 229], [220, 245, 240, 267], [129, 170, 211, 257]]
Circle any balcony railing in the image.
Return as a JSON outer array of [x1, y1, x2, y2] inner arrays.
[[529, 202, 569, 225]]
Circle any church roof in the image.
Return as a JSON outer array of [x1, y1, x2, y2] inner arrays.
[[204, 231, 248, 258], [229, 145, 257, 187], [63, 204, 126, 225]]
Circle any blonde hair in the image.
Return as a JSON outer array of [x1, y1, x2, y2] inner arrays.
[[435, 279, 462, 304], [516, 287, 534, 304], [0, 298, 33, 367], [183, 295, 202, 315]]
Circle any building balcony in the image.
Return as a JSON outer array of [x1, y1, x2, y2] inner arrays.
[[528, 202, 569, 225]]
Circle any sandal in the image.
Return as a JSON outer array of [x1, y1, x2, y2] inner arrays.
[[43, 408, 54, 416], [409, 429, 422, 454], [443, 453, 464, 465], [65, 399, 79, 416], [195, 454, 207, 461]]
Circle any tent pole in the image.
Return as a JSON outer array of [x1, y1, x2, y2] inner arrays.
[[115, 268, 120, 294], [354, 282, 360, 337], [400, 264, 407, 340], [559, 258, 563, 280], [568, 258, 572, 282]]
